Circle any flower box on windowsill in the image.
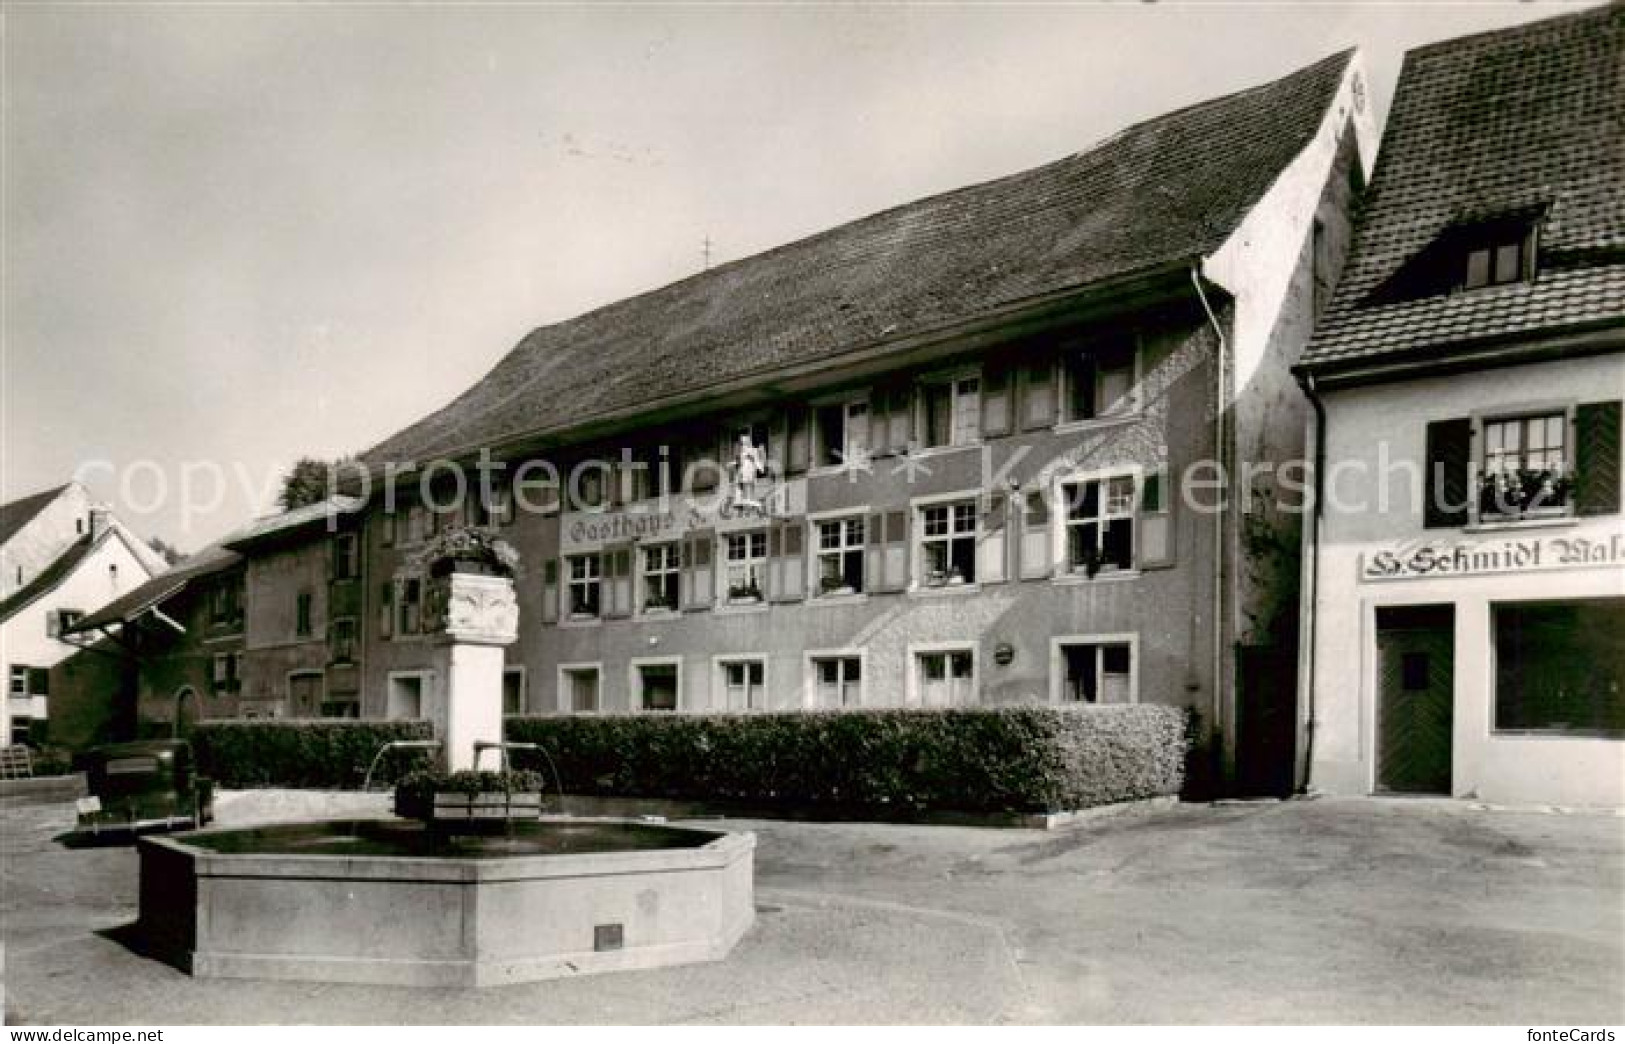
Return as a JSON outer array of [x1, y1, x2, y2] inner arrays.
[[427, 791, 543, 823]]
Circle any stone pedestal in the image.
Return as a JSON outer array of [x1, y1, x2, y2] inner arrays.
[[424, 572, 517, 772]]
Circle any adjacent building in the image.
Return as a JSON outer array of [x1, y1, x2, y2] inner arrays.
[[1297, 6, 1624, 806], [0, 482, 169, 746], [347, 50, 1375, 792]]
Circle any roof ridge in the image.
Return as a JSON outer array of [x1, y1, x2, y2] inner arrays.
[[1404, 1, 1617, 57]]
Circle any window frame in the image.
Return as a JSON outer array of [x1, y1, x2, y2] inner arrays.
[[331, 532, 360, 581], [1049, 633, 1140, 705], [1470, 403, 1575, 526], [906, 641, 978, 708], [638, 541, 682, 614], [812, 513, 867, 598], [911, 492, 980, 591], [1489, 597, 1624, 738], [294, 590, 314, 638], [721, 529, 768, 605], [629, 656, 683, 714], [811, 393, 871, 471], [1056, 334, 1142, 428], [803, 648, 866, 709], [713, 654, 769, 712], [1053, 467, 1143, 579], [566, 553, 603, 620], [556, 661, 603, 713], [914, 369, 983, 451], [328, 616, 358, 665]]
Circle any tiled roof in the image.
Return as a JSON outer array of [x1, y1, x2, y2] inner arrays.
[[65, 543, 241, 635], [0, 484, 69, 549], [366, 50, 1355, 465], [220, 496, 366, 552], [1302, 4, 1625, 373]]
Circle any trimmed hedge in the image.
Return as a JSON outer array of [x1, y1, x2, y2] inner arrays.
[[191, 719, 436, 789], [505, 705, 1187, 815]]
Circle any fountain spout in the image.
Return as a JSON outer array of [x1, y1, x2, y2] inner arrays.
[[361, 739, 442, 793], [473, 740, 567, 815]]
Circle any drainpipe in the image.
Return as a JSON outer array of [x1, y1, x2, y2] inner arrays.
[[1191, 264, 1228, 789], [1294, 369, 1327, 793]]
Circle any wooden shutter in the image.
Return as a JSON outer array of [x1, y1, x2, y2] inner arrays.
[[1424, 418, 1472, 528], [865, 511, 886, 591], [769, 521, 805, 602], [1139, 468, 1175, 569], [1575, 400, 1622, 516], [1020, 356, 1056, 430], [785, 406, 810, 475], [682, 532, 714, 611], [605, 546, 633, 618], [28, 668, 48, 696], [981, 361, 1012, 437], [869, 509, 909, 592], [1020, 490, 1051, 579], [978, 494, 1009, 584], [887, 386, 913, 454], [378, 583, 395, 638], [540, 559, 559, 624]]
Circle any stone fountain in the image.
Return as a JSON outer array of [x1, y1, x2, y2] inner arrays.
[[136, 533, 755, 986]]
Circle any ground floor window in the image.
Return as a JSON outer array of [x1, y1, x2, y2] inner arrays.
[[1493, 597, 1625, 735], [915, 648, 974, 707], [635, 662, 680, 712], [9, 717, 30, 745], [387, 673, 425, 720], [319, 698, 360, 719], [718, 657, 767, 711], [561, 665, 600, 712], [811, 655, 861, 708], [1057, 640, 1134, 704]]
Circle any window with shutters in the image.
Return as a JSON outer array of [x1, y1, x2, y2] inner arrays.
[[724, 531, 767, 604], [916, 500, 978, 588], [9, 665, 43, 697], [808, 654, 862, 708], [640, 543, 681, 613], [567, 554, 602, 618], [1052, 637, 1136, 704], [813, 396, 869, 469], [1478, 411, 1571, 521], [815, 516, 866, 596], [917, 373, 981, 449], [717, 657, 767, 711], [1060, 474, 1137, 576], [1060, 337, 1138, 424]]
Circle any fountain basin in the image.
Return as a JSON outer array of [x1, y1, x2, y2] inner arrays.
[[137, 818, 755, 987]]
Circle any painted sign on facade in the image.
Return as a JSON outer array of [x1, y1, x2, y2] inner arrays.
[[1360, 530, 1625, 582], [561, 480, 806, 553]]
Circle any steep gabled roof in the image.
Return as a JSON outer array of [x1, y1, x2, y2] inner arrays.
[[365, 50, 1355, 465], [0, 484, 69, 549], [1302, 4, 1625, 374], [0, 533, 96, 624]]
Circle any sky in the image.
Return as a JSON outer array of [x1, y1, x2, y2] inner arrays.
[[2, 1, 1595, 553]]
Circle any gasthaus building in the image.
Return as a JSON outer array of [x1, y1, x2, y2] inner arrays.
[[343, 50, 1376, 795], [1296, 7, 1624, 807]]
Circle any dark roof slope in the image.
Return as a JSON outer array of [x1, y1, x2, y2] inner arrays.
[[366, 50, 1354, 464], [0, 484, 69, 548], [1302, 4, 1625, 372]]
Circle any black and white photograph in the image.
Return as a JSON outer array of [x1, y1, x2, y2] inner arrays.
[[2, 0, 1621, 1030]]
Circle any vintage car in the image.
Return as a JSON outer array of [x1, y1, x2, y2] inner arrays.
[[74, 740, 214, 836]]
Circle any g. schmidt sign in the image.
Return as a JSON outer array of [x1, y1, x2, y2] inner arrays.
[[1361, 531, 1625, 582]]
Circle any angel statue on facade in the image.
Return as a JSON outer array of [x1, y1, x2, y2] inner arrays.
[[732, 430, 768, 509]]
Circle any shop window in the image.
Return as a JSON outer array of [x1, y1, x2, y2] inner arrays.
[[724, 531, 767, 604], [811, 655, 861, 708], [815, 516, 866, 596], [719, 658, 767, 711], [917, 501, 978, 587], [641, 543, 680, 612], [1494, 599, 1625, 736], [567, 555, 602, 618], [1062, 338, 1136, 422], [1062, 475, 1137, 575], [1057, 641, 1134, 704]]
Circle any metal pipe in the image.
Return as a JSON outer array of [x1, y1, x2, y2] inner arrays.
[[1294, 368, 1328, 793], [1191, 263, 1229, 788]]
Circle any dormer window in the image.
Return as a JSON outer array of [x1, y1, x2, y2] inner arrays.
[[1461, 228, 1532, 292]]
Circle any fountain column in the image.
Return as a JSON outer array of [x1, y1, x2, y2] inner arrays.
[[425, 570, 518, 772]]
